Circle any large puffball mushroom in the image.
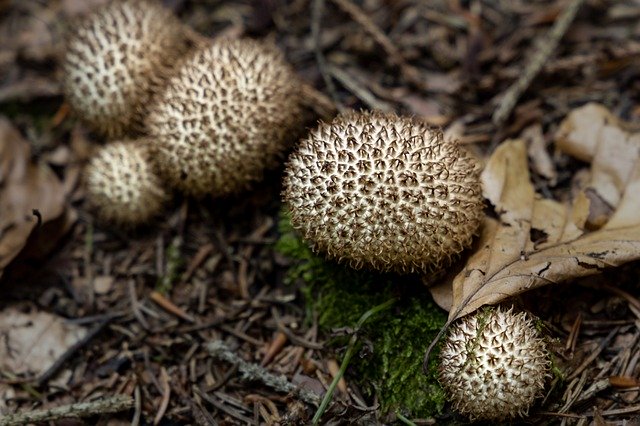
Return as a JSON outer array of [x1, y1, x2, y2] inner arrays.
[[146, 38, 304, 197], [282, 111, 483, 274], [438, 306, 550, 421], [85, 141, 169, 226], [62, 0, 191, 138]]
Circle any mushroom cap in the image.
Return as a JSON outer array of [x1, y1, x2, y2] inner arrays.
[[85, 140, 169, 225], [282, 111, 483, 274], [62, 0, 190, 138], [438, 307, 550, 421], [146, 38, 303, 197]]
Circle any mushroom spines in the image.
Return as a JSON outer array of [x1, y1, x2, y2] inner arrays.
[[62, 0, 190, 138], [438, 307, 550, 421], [146, 38, 303, 197], [282, 110, 483, 274], [85, 141, 169, 225]]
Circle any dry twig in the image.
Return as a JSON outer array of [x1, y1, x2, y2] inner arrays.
[[492, 0, 586, 127], [207, 341, 321, 406], [331, 0, 426, 90], [0, 395, 133, 426]]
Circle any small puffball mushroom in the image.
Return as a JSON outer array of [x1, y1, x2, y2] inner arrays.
[[282, 111, 483, 274], [438, 307, 550, 421], [85, 141, 169, 225], [62, 0, 191, 138], [146, 38, 303, 197]]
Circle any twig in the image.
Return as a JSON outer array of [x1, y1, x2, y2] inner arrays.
[[149, 291, 195, 323], [327, 65, 394, 112], [492, 0, 585, 127], [132, 386, 141, 426], [193, 387, 255, 425], [330, 0, 425, 90], [128, 279, 150, 330], [0, 395, 133, 426], [311, 0, 345, 111], [311, 298, 397, 425], [153, 367, 170, 425], [207, 341, 321, 406], [567, 326, 619, 381]]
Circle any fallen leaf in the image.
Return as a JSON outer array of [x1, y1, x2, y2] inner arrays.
[[0, 306, 87, 376], [556, 103, 640, 221], [522, 124, 557, 185], [433, 118, 640, 320], [0, 117, 72, 279], [555, 103, 621, 162]]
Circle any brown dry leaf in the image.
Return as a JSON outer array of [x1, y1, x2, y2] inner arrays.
[[0, 117, 70, 279], [522, 123, 557, 185], [0, 306, 87, 376], [556, 102, 640, 224], [435, 119, 640, 321]]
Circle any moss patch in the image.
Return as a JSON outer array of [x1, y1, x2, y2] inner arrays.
[[276, 211, 447, 418]]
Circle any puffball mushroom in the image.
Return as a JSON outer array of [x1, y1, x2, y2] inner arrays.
[[438, 307, 550, 421], [62, 0, 191, 138], [85, 141, 169, 225], [282, 111, 483, 274], [146, 38, 303, 197]]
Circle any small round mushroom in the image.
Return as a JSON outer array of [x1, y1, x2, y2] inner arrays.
[[282, 111, 484, 274], [85, 140, 169, 225], [146, 38, 304, 197], [62, 0, 191, 138], [438, 306, 550, 421]]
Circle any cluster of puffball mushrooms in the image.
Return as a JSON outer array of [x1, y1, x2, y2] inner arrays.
[[63, 0, 550, 421]]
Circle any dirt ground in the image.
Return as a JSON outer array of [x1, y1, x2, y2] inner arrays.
[[1, 0, 640, 424]]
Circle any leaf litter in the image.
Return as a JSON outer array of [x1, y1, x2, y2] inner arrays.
[[3, 0, 640, 424]]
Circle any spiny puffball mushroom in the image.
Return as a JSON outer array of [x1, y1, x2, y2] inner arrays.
[[62, 0, 191, 138], [438, 306, 550, 421], [282, 111, 483, 274], [85, 141, 169, 225], [146, 38, 303, 197]]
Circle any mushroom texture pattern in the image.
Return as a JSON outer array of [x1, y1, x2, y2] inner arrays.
[[283, 111, 483, 274], [85, 141, 169, 226], [62, 0, 190, 138], [438, 307, 550, 421], [147, 38, 303, 197]]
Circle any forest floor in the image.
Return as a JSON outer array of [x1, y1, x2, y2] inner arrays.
[[1, 0, 640, 425]]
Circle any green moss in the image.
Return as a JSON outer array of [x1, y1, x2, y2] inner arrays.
[[276, 211, 447, 419]]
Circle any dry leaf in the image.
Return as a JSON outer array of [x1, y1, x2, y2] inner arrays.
[[433, 115, 640, 321], [557, 103, 640, 224], [0, 306, 87, 376], [0, 117, 71, 279], [522, 124, 557, 185], [555, 103, 622, 162]]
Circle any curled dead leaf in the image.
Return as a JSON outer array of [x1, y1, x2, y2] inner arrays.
[[429, 106, 640, 322], [556, 102, 640, 213], [0, 117, 74, 279]]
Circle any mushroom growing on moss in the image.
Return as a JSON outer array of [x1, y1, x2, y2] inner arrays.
[[146, 38, 304, 197], [62, 0, 191, 138], [85, 141, 169, 225], [282, 111, 484, 274], [438, 306, 550, 421]]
